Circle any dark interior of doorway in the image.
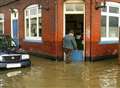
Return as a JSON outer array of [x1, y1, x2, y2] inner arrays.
[[65, 14, 84, 50]]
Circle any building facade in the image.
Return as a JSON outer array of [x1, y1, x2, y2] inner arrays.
[[0, 0, 120, 61]]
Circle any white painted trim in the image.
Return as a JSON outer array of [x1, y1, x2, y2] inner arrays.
[[107, 2, 120, 7], [24, 4, 42, 41], [63, 1, 85, 60], [65, 12, 84, 14], [64, 3, 84, 14], [63, 2, 85, 36], [63, 3, 66, 37], [64, 0, 84, 4], [11, 9, 19, 38], [26, 4, 38, 9], [0, 14, 4, 34], [101, 2, 120, 42], [101, 38, 119, 41]]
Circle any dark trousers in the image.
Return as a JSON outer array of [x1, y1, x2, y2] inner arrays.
[[64, 48, 72, 63]]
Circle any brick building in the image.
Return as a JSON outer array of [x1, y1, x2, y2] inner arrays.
[[0, 0, 120, 61]]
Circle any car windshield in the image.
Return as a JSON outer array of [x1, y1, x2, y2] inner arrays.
[[0, 35, 16, 50]]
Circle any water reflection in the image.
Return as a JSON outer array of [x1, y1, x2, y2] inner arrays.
[[0, 68, 31, 88], [0, 56, 120, 88], [99, 66, 118, 88]]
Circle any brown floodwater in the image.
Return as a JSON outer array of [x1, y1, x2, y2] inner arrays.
[[0, 56, 120, 88]]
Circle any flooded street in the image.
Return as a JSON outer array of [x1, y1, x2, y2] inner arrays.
[[0, 56, 120, 88]]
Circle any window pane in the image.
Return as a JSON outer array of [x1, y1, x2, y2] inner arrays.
[[109, 7, 119, 13], [26, 19, 29, 36], [75, 4, 83, 11], [101, 16, 106, 37], [101, 7, 107, 12], [0, 18, 2, 20], [0, 22, 3, 34], [25, 5, 42, 40], [31, 18, 37, 37], [30, 7, 37, 15], [0, 14, 4, 20], [39, 17, 42, 36], [66, 4, 74, 11], [109, 17, 118, 37]]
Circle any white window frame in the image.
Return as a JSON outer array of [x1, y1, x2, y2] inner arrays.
[[11, 9, 18, 39], [24, 4, 42, 41], [0, 14, 4, 34], [64, 0, 84, 15], [101, 2, 120, 42]]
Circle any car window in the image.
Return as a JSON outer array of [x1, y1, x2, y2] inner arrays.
[[0, 35, 16, 50]]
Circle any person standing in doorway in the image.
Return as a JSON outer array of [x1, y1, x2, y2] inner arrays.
[[63, 30, 77, 63], [75, 32, 83, 50]]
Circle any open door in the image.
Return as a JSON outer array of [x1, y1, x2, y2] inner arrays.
[[65, 14, 84, 51], [64, 0, 85, 61], [11, 9, 19, 48]]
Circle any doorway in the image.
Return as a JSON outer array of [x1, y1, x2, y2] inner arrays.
[[11, 9, 19, 48], [65, 14, 84, 51], [63, 0, 85, 61]]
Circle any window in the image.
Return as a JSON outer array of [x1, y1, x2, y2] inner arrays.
[[101, 16, 106, 37], [25, 4, 42, 41], [109, 16, 118, 38], [109, 7, 119, 13], [101, 2, 120, 42], [65, 3, 84, 12], [0, 14, 4, 34], [64, 0, 84, 14]]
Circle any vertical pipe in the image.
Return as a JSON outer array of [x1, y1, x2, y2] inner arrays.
[[90, 0, 92, 61], [54, 0, 58, 61]]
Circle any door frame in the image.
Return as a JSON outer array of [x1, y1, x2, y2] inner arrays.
[[63, 0, 85, 60], [11, 9, 19, 47]]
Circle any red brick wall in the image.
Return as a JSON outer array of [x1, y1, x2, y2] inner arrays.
[[0, 0, 60, 59], [19, 0, 58, 57], [0, 0, 120, 61], [89, 0, 120, 60]]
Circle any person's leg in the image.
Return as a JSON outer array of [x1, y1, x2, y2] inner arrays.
[[67, 49, 72, 62], [64, 48, 68, 62], [64, 48, 72, 63]]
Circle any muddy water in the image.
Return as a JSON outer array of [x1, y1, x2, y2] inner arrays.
[[0, 56, 120, 88]]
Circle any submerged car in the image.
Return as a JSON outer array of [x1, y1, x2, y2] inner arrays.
[[0, 35, 31, 69]]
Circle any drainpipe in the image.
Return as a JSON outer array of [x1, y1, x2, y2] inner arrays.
[[90, 0, 92, 61], [54, 0, 58, 62]]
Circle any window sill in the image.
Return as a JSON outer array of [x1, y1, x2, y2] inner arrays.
[[99, 41, 119, 44], [24, 39, 43, 44]]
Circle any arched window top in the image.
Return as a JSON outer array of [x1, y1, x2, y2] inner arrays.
[[25, 4, 41, 17], [25, 4, 38, 10], [106, 2, 120, 7], [24, 4, 42, 41], [101, 2, 120, 14]]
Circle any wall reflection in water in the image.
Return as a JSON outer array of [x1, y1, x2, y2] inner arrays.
[[0, 68, 31, 88], [0, 56, 120, 88]]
